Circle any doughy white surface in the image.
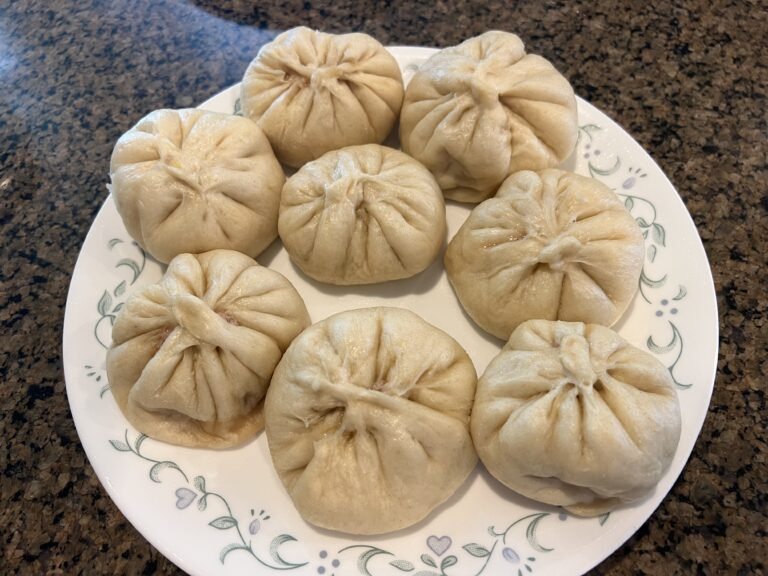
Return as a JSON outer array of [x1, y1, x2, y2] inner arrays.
[[241, 27, 404, 167], [445, 169, 644, 340], [279, 144, 446, 285], [109, 109, 284, 263], [106, 250, 310, 448], [400, 31, 578, 202], [264, 307, 477, 534], [471, 320, 682, 516]]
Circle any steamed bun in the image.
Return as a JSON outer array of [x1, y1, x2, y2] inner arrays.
[[109, 109, 284, 264], [264, 307, 477, 534], [278, 144, 446, 285], [471, 320, 682, 516], [445, 169, 644, 340], [241, 27, 404, 168], [106, 250, 310, 448], [400, 31, 578, 202]]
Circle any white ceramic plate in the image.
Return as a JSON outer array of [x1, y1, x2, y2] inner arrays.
[[63, 47, 718, 576]]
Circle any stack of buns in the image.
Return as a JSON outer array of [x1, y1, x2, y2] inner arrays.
[[105, 27, 680, 535]]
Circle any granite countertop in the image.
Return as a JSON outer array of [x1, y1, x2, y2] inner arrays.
[[1, 0, 765, 574]]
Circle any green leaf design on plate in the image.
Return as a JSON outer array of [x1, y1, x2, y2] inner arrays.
[[209, 516, 238, 530], [647, 321, 692, 389], [640, 267, 667, 288], [673, 285, 687, 300], [526, 513, 553, 553], [339, 545, 393, 576], [149, 461, 184, 483], [647, 244, 657, 262], [577, 124, 602, 144], [647, 328, 679, 354], [389, 559, 415, 571], [114, 280, 126, 297], [624, 196, 634, 211], [636, 216, 650, 228], [108, 238, 123, 249], [194, 475, 206, 493], [269, 534, 306, 568], [463, 543, 491, 558], [219, 543, 250, 564], [440, 555, 458, 570], [588, 156, 620, 177], [358, 547, 393, 575], [598, 513, 611, 526], [116, 258, 142, 284], [109, 440, 130, 452], [652, 222, 666, 246], [421, 554, 436, 568], [134, 433, 147, 452], [98, 291, 112, 316]]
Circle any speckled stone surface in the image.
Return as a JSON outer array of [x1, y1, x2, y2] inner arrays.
[[1, 0, 765, 574]]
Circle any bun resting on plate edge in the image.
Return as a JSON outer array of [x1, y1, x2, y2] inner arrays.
[[400, 31, 578, 203], [109, 108, 284, 264], [241, 27, 404, 168], [445, 169, 644, 340], [106, 250, 310, 448], [264, 307, 478, 534], [278, 144, 446, 285], [471, 319, 682, 516]]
